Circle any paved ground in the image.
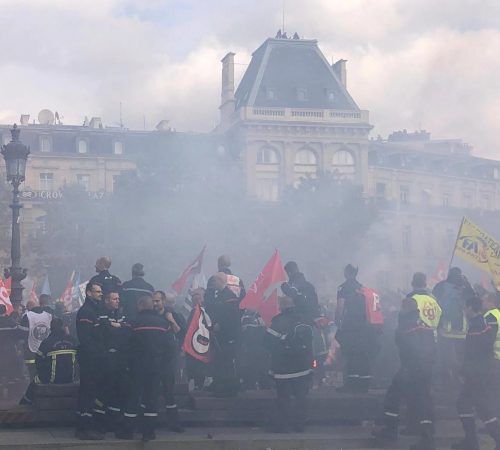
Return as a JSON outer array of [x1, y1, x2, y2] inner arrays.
[[0, 422, 496, 450]]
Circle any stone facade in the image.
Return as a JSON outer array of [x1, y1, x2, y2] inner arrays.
[[218, 35, 500, 290]]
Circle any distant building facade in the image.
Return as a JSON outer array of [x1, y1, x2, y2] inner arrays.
[[2, 34, 500, 291]]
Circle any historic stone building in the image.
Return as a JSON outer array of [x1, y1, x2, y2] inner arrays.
[[217, 34, 500, 290], [216, 35, 372, 202]]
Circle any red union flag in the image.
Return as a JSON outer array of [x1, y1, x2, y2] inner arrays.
[[182, 303, 212, 363], [172, 246, 206, 295], [0, 278, 13, 315], [240, 250, 287, 325]]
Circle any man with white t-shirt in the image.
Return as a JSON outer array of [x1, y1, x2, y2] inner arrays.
[[18, 294, 54, 379]]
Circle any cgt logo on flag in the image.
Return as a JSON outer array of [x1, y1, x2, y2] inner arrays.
[[0, 278, 14, 315]]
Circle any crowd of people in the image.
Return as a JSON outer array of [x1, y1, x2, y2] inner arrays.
[[1, 254, 500, 449]]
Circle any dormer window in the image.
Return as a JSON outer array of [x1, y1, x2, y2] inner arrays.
[[325, 89, 335, 102], [40, 135, 52, 152], [77, 139, 88, 154], [296, 88, 307, 102], [113, 141, 123, 155]]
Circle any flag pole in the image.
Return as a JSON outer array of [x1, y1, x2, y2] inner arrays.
[[448, 216, 466, 272]]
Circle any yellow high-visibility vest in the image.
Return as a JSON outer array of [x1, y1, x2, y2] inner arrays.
[[484, 308, 500, 361], [412, 294, 442, 331]]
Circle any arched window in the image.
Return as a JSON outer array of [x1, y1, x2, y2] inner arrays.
[[256, 147, 280, 201], [77, 139, 88, 154], [332, 149, 355, 179], [294, 149, 318, 185], [257, 147, 279, 164]]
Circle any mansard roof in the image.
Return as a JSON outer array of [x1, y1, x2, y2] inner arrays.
[[235, 37, 359, 110]]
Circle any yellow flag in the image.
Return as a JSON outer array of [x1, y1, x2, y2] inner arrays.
[[454, 217, 500, 288]]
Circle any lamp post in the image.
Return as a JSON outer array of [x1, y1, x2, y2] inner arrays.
[[1, 124, 30, 309]]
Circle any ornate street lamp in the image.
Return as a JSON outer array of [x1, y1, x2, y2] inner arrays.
[[1, 124, 30, 309]]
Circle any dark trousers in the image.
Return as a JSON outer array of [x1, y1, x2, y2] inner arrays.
[[341, 340, 370, 391], [457, 373, 500, 447], [185, 354, 207, 389], [213, 340, 239, 396], [77, 356, 101, 431], [95, 352, 128, 431], [122, 366, 161, 435], [160, 358, 181, 427], [384, 368, 434, 435], [273, 376, 310, 431], [436, 335, 465, 388]]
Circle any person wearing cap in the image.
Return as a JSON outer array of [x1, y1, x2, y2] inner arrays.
[[89, 257, 122, 298], [335, 264, 372, 393], [373, 297, 436, 450], [121, 263, 154, 321]]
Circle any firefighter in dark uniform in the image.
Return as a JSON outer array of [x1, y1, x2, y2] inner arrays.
[[432, 267, 474, 387], [452, 295, 500, 450], [118, 294, 174, 442], [483, 292, 500, 407], [0, 304, 23, 390], [75, 282, 106, 440], [89, 256, 122, 297], [264, 296, 314, 433], [94, 290, 131, 432], [373, 297, 436, 450], [205, 272, 243, 397], [335, 264, 372, 393], [153, 290, 186, 432], [21, 317, 77, 404], [121, 263, 155, 321], [281, 261, 320, 320]]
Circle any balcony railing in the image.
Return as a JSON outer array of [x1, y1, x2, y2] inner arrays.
[[235, 107, 370, 124]]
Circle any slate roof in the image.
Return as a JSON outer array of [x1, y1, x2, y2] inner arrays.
[[235, 38, 359, 111]]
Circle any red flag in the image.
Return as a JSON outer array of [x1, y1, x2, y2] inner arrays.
[[172, 246, 206, 294], [240, 250, 287, 325], [30, 280, 38, 304], [182, 304, 212, 363], [0, 278, 13, 315], [258, 289, 279, 326], [59, 271, 75, 311], [4, 277, 11, 295]]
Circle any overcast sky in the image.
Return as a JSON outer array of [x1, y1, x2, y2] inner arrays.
[[1, 0, 500, 157]]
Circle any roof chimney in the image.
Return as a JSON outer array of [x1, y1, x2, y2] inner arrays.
[[220, 52, 236, 128], [333, 59, 347, 89], [89, 117, 102, 129]]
